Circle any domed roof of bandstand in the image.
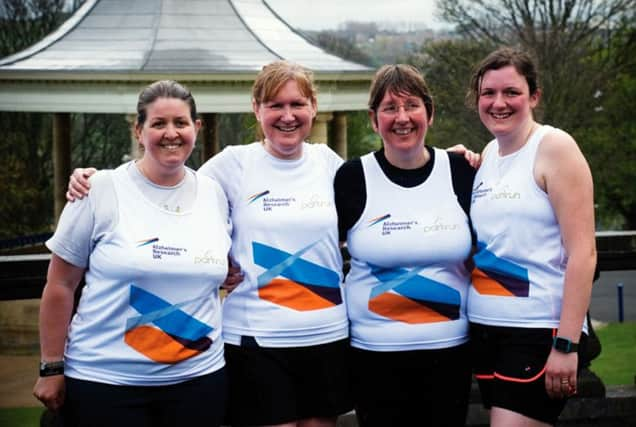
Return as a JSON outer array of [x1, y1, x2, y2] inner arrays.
[[0, 0, 373, 113]]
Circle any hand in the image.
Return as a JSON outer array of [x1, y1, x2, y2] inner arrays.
[[66, 167, 97, 201], [221, 260, 244, 295], [544, 348, 578, 399], [33, 375, 66, 411], [446, 144, 481, 168]]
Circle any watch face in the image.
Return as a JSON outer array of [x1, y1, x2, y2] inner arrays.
[[553, 337, 576, 353]]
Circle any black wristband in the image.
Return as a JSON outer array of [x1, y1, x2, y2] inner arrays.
[[39, 360, 64, 377], [552, 337, 579, 353]]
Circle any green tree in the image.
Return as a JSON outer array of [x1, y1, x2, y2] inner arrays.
[[0, 0, 86, 241], [433, 0, 636, 228], [0, 0, 68, 57], [405, 39, 493, 151]]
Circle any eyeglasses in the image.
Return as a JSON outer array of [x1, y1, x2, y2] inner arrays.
[[377, 101, 425, 115]]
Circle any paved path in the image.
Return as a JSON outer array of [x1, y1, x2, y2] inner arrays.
[[589, 270, 635, 323], [0, 354, 40, 408]]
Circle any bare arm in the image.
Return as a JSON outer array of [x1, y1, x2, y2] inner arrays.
[[33, 255, 85, 411], [535, 129, 596, 399]]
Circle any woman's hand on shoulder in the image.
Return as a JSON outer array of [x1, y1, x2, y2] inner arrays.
[[66, 167, 97, 202], [446, 144, 481, 168]]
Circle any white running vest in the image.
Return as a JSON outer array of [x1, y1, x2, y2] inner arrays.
[[219, 143, 348, 347], [469, 125, 586, 332], [346, 149, 472, 351], [63, 164, 231, 385]]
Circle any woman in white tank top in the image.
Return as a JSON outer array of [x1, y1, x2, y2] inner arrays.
[[467, 47, 596, 427]]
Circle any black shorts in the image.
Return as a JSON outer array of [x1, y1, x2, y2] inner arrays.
[[350, 343, 472, 427], [470, 323, 582, 424], [62, 368, 227, 427], [224, 337, 352, 426]]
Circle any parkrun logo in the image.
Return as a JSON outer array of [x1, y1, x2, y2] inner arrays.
[[421, 217, 459, 233], [301, 193, 333, 210], [472, 182, 521, 202], [491, 185, 521, 200], [193, 250, 226, 266]]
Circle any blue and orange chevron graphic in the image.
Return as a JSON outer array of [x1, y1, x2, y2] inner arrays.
[[124, 285, 213, 364], [253, 240, 342, 311], [471, 242, 530, 297], [368, 264, 461, 324]]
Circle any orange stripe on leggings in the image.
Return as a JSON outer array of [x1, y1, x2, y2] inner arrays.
[[494, 366, 546, 383]]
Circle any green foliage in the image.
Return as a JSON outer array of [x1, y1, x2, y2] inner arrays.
[[71, 113, 131, 169], [405, 39, 493, 151], [591, 321, 636, 386], [575, 72, 636, 229], [0, 0, 68, 57], [343, 110, 381, 159], [430, 0, 636, 228], [0, 1, 87, 241], [0, 113, 54, 239]]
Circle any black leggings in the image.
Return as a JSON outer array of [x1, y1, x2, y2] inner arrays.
[[350, 344, 472, 427], [61, 368, 227, 427]]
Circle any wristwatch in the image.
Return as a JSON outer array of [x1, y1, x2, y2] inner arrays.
[[552, 337, 579, 353], [39, 360, 64, 377]]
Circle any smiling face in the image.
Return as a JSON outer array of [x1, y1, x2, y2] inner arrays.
[[477, 65, 539, 140], [253, 79, 317, 160], [370, 89, 432, 157], [136, 97, 200, 184]]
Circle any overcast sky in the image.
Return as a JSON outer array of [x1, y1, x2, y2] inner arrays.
[[266, 0, 445, 31]]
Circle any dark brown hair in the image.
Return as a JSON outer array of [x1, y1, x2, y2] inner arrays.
[[466, 47, 540, 107], [136, 80, 197, 127], [368, 64, 434, 119]]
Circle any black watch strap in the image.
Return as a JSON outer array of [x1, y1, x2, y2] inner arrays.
[[39, 360, 64, 377], [552, 337, 579, 353]]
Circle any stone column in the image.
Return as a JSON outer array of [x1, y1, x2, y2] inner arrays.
[[201, 113, 220, 163], [52, 113, 71, 224], [310, 112, 333, 144], [331, 111, 347, 159]]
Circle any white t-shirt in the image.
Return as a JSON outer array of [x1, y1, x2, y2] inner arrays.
[[47, 162, 231, 385], [199, 142, 348, 347]]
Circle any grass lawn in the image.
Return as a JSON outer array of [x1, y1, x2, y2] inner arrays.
[[590, 321, 636, 386], [0, 407, 44, 427]]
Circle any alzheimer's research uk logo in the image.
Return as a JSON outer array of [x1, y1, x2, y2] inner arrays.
[[367, 213, 391, 227], [472, 181, 521, 203], [136, 237, 187, 260], [247, 189, 296, 212], [136, 237, 159, 247], [367, 214, 418, 236], [247, 190, 270, 204]]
